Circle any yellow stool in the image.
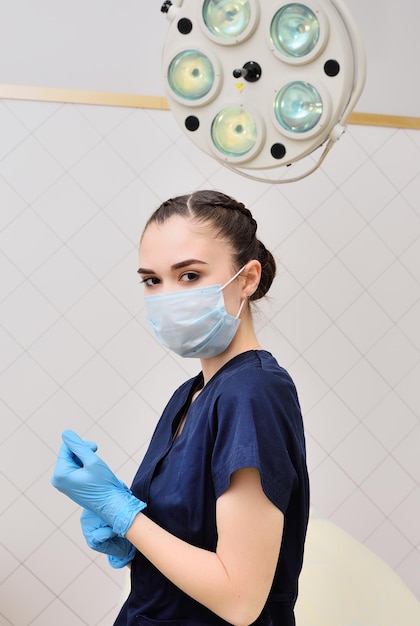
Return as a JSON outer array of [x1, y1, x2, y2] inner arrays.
[[295, 511, 420, 626]]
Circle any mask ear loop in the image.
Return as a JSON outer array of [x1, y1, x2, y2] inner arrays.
[[220, 265, 248, 291], [235, 296, 247, 319], [220, 265, 249, 319]]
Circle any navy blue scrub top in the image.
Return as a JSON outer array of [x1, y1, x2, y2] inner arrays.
[[114, 350, 309, 626]]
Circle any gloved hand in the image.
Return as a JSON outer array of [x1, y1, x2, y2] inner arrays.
[[51, 430, 146, 536], [80, 508, 136, 569]]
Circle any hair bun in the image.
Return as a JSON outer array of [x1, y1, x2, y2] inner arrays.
[[250, 240, 276, 301]]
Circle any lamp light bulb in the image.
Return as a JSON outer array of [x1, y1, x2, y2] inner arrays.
[[274, 81, 323, 133], [203, 0, 251, 39], [271, 3, 320, 58], [168, 50, 215, 100], [211, 106, 258, 157]]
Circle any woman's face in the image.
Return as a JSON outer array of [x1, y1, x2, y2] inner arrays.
[[138, 215, 244, 315]]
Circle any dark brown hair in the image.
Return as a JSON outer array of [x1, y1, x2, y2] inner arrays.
[[143, 190, 276, 301]]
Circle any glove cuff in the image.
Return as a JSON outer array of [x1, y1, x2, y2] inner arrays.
[[107, 543, 136, 569], [112, 489, 147, 537]]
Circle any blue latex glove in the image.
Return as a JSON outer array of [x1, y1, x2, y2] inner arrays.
[[80, 508, 136, 569], [51, 430, 146, 536]]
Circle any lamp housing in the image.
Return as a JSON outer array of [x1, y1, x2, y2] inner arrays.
[[162, 0, 366, 182]]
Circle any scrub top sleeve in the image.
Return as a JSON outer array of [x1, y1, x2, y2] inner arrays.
[[211, 376, 299, 514]]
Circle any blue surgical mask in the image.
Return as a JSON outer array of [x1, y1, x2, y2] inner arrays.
[[145, 266, 246, 358]]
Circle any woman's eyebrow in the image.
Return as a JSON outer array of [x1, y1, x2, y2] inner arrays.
[[137, 259, 208, 274], [171, 259, 208, 271]]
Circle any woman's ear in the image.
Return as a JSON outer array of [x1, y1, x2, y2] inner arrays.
[[242, 260, 261, 298]]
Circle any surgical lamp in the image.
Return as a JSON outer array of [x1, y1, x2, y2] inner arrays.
[[161, 0, 366, 183]]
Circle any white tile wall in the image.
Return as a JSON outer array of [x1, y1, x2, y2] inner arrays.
[[0, 99, 419, 625]]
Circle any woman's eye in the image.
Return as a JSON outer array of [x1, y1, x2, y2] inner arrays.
[[141, 276, 160, 287], [180, 272, 199, 283]]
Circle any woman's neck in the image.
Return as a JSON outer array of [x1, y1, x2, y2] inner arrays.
[[199, 323, 261, 385]]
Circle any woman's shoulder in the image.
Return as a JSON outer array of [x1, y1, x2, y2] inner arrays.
[[214, 350, 296, 392]]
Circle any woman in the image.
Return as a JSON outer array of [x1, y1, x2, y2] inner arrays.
[[52, 190, 309, 626]]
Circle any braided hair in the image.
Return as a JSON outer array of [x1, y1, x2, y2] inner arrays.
[[143, 190, 276, 301]]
